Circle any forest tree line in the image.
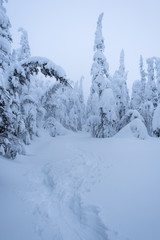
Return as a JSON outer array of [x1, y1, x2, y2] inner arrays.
[[0, 1, 160, 159]]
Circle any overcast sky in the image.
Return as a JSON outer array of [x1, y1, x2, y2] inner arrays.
[[6, 0, 160, 99]]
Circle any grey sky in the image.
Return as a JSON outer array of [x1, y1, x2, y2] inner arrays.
[[7, 0, 160, 99]]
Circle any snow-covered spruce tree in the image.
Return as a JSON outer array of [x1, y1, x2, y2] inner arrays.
[[16, 31, 40, 139], [87, 13, 117, 138], [17, 28, 31, 62], [98, 88, 117, 137], [130, 55, 147, 111], [152, 103, 160, 137], [78, 76, 86, 130], [0, 1, 24, 158], [8, 32, 38, 142], [0, 86, 26, 158], [112, 49, 129, 124], [145, 58, 158, 108], [155, 57, 160, 103], [43, 83, 71, 131], [130, 56, 154, 135], [20, 95, 39, 140], [141, 101, 154, 136], [70, 78, 85, 131], [0, 0, 12, 70], [42, 77, 85, 134], [139, 55, 147, 104], [130, 80, 142, 111], [6, 57, 71, 154]]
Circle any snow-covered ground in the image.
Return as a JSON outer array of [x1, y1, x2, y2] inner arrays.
[[0, 128, 160, 240]]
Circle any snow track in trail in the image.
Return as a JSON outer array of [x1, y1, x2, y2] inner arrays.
[[1, 131, 160, 240], [19, 133, 108, 240]]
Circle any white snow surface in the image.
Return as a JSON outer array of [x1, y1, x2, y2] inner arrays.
[[0, 130, 160, 240]]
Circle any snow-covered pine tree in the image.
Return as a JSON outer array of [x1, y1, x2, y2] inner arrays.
[[145, 58, 158, 108], [90, 13, 110, 97], [112, 49, 129, 123], [78, 76, 86, 130], [68, 81, 79, 131], [139, 55, 146, 104], [0, 0, 12, 70], [21, 95, 38, 140], [130, 56, 154, 135], [0, 1, 23, 158], [42, 82, 72, 133], [70, 78, 85, 131], [131, 55, 147, 111], [0, 86, 26, 158], [130, 80, 142, 111], [98, 88, 117, 137], [155, 57, 160, 103], [152, 103, 160, 137], [141, 101, 154, 136], [17, 28, 31, 62], [16, 30, 41, 140], [87, 13, 117, 138], [42, 76, 85, 134]]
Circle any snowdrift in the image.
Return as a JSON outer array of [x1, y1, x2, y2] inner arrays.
[[115, 119, 148, 140]]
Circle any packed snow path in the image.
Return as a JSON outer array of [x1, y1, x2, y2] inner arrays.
[[0, 130, 160, 240]]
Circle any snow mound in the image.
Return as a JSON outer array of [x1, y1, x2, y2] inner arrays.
[[43, 117, 70, 137], [115, 119, 148, 140], [130, 118, 148, 139]]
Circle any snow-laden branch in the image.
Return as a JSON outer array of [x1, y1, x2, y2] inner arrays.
[[9, 56, 72, 88]]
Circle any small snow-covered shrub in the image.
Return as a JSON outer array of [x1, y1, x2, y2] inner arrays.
[[43, 117, 57, 137], [120, 109, 144, 130], [86, 115, 100, 137], [43, 117, 69, 137], [140, 101, 154, 136], [152, 103, 160, 137], [130, 119, 148, 140], [0, 136, 25, 159]]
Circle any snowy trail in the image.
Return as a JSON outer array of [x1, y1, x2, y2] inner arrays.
[[0, 131, 160, 240], [0, 131, 108, 240]]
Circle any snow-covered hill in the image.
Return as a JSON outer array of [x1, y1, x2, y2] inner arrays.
[[0, 130, 160, 240]]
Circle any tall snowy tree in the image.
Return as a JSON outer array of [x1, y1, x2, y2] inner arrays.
[[0, 0, 12, 70], [90, 13, 110, 97], [155, 57, 160, 102], [86, 13, 108, 120], [145, 58, 157, 108], [17, 28, 31, 62], [139, 55, 146, 104], [131, 55, 147, 111], [79, 76, 86, 128], [130, 80, 142, 111], [87, 13, 117, 138], [0, 1, 23, 158], [112, 49, 129, 123], [42, 78, 85, 134], [74, 77, 85, 130], [130, 56, 154, 135], [152, 103, 160, 137]]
